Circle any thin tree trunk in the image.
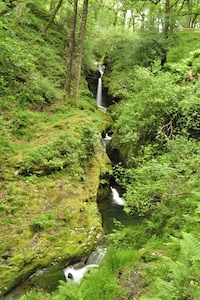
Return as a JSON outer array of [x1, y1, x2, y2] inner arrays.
[[113, 1, 120, 26], [161, 0, 170, 66], [140, 12, 145, 30], [164, 0, 170, 38], [113, 10, 118, 26], [187, 0, 192, 27], [65, 0, 78, 98], [122, 9, 126, 27], [72, 0, 88, 104], [42, 0, 64, 35], [191, 14, 198, 27]]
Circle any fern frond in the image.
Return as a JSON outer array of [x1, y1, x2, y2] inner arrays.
[[179, 232, 200, 264], [165, 235, 181, 251], [163, 257, 189, 288], [155, 278, 177, 299]]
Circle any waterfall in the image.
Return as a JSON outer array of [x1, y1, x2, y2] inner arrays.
[[64, 264, 99, 284], [63, 247, 106, 284], [96, 65, 105, 108], [110, 187, 125, 206], [86, 247, 106, 265], [102, 133, 112, 149], [97, 77, 102, 107]]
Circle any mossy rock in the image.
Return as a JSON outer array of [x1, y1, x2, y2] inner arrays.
[[0, 136, 111, 297]]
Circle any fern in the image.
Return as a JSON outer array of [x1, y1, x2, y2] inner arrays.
[[179, 232, 200, 265], [140, 233, 200, 300], [165, 259, 189, 286], [155, 278, 177, 299]]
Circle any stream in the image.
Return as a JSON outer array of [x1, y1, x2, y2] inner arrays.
[[98, 185, 135, 234]]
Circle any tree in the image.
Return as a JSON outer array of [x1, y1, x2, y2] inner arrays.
[[42, 0, 64, 35], [65, 0, 78, 98], [72, 0, 89, 103]]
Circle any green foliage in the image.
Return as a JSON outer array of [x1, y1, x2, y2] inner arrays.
[[104, 28, 175, 74], [0, 132, 15, 160], [168, 31, 200, 63], [52, 281, 82, 300], [20, 289, 51, 300], [123, 160, 179, 217], [29, 211, 55, 232], [0, 4, 65, 108], [104, 246, 136, 273], [18, 126, 100, 176], [80, 267, 125, 300], [29, 219, 45, 232], [110, 68, 182, 158], [12, 110, 36, 137], [164, 49, 200, 84], [114, 136, 199, 225], [140, 233, 200, 300]]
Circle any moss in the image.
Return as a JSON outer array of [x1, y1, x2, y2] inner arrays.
[[0, 100, 112, 296], [30, 264, 66, 292]]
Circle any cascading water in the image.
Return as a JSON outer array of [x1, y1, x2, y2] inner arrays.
[[96, 65, 105, 108], [110, 187, 125, 206], [63, 247, 106, 284], [97, 134, 137, 233], [101, 133, 112, 149], [64, 264, 99, 284]]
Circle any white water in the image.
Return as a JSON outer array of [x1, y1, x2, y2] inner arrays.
[[110, 187, 125, 206], [102, 133, 112, 149], [86, 247, 106, 265], [63, 264, 99, 284], [97, 77, 102, 106], [63, 247, 106, 284], [96, 65, 105, 107], [104, 133, 112, 141], [99, 65, 105, 77]]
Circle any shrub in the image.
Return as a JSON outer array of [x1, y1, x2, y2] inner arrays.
[[29, 219, 45, 232]]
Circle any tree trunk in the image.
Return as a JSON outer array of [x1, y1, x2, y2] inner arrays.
[[164, 0, 170, 38], [113, 1, 120, 26], [122, 9, 126, 27], [65, 0, 78, 98], [191, 14, 198, 28], [161, 0, 170, 66], [140, 12, 145, 30], [72, 0, 89, 104], [187, 0, 193, 27], [42, 0, 64, 35]]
